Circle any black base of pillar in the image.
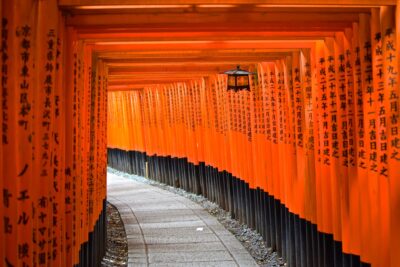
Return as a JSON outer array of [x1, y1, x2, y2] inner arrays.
[[76, 199, 107, 267]]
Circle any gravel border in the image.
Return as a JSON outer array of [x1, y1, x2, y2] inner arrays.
[[101, 202, 128, 267], [108, 167, 286, 267]]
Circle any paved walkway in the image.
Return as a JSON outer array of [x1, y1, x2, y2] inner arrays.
[[107, 172, 258, 267]]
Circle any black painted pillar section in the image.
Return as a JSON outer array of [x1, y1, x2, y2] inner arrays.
[[76, 198, 107, 267]]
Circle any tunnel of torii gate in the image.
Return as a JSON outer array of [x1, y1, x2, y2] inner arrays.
[[1, 0, 400, 267]]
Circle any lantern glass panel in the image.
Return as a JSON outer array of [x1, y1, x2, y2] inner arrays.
[[228, 75, 236, 87], [237, 75, 249, 87]]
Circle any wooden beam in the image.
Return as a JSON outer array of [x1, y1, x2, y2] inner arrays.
[[93, 40, 316, 52], [108, 85, 145, 91], [76, 26, 341, 34], [65, 12, 359, 27], [79, 31, 336, 42], [108, 80, 210, 91], [72, 23, 351, 33], [108, 72, 217, 78], [83, 34, 330, 43], [70, 6, 371, 17], [59, 0, 395, 7], [108, 78, 205, 85], [102, 56, 284, 64], [108, 77, 205, 85], [96, 49, 298, 58], [108, 73, 214, 79], [106, 63, 256, 74]]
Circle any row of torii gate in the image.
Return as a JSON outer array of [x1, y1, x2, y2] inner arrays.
[[1, 1, 400, 267]]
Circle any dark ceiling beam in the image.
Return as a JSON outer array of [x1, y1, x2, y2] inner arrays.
[[101, 56, 285, 64], [59, 0, 394, 7], [106, 63, 258, 74], [96, 50, 295, 60], [65, 12, 360, 27], [92, 40, 317, 53]]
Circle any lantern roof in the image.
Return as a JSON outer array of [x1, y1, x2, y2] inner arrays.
[[223, 65, 254, 75]]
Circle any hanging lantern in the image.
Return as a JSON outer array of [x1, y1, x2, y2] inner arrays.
[[224, 65, 254, 92]]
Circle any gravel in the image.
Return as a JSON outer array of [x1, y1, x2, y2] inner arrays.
[[101, 202, 128, 267], [108, 167, 286, 267]]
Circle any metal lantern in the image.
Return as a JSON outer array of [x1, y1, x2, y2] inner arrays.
[[224, 65, 254, 92]]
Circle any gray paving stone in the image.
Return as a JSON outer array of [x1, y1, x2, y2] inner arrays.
[[140, 220, 205, 229], [148, 261, 238, 267], [128, 258, 148, 266], [146, 242, 225, 253], [231, 251, 258, 262], [128, 263, 147, 267], [148, 250, 233, 263], [144, 233, 220, 244], [126, 235, 145, 242], [120, 218, 138, 225], [218, 234, 242, 244], [135, 213, 201, 223], [125, 225, 142, 235], [235, 259, 259, 267], [142, 226, 213, 236], [127, 248, 146, 254], [134, 209, 195, 218], [126, 243, 146, 250], [224, 241, 252, 252]]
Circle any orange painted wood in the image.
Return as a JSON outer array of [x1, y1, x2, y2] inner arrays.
[[390, 3, 400, 267], [3, 2, 400, 267]]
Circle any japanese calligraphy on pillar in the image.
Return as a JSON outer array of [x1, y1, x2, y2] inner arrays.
[[281, 62, 290, 146], [294, 60, 304, 148], [270, 65, 278, 145], [354, 42, 366, 169], [338, 48, 349, 167], [245, 86, 252, 142], [318, 49, 329, 165], [344, 42, 356, 167], [1, 7, 18, 262], [277, 70, 285, 144], [384, 28, 399, 164], [251, 70, 260, 136], [1, 17, 14, 264], [52, 31, 63, 265], [37, 29, 57, 266], [286, 59, 295, 151], [17, 25, 31, 132], [302, 53, 314, 152], [16, 21, 34, 267], [372, 29, 385, 175], [327, 52, 339, 160], [263, 66, 272, 141], [362, 39, 375, 173]]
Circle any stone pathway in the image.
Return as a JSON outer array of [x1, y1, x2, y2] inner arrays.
[[107, 172, 258, 267]]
